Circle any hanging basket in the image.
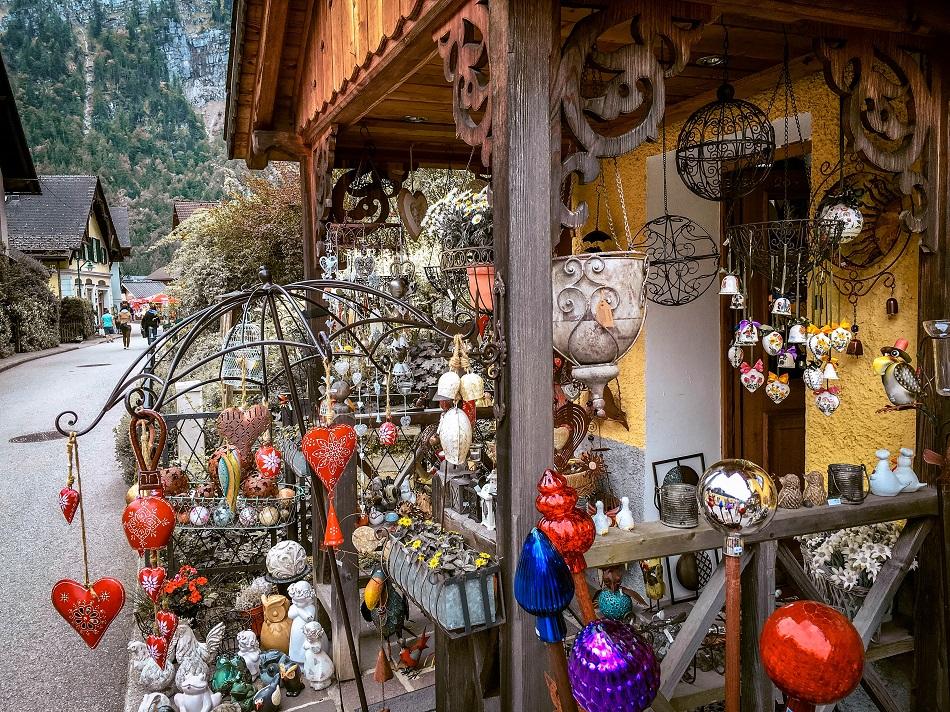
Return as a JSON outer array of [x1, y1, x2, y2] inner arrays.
[[800, 545, 870, 620]]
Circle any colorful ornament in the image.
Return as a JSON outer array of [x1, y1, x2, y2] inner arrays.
[[213, 503, 235, 527], [735, 319, 760, 345], [51, 577, 126, 649], [831, 321, 853, 352], [123, 410, 175, 554], [514, 528, 574, 643], [727, 345, 743, 369], [597, 567, 633, 620], [217, 403, 272, 470], [536, 469, 595, 574], [765, 372, 790, 404], [145, 633, 169, 669], [815, 387, 841, 416], [255, 444, 283, 478], [123, 496, 176, 554], [808, 326, 832, 358], [239, 506, 259, 527], [258, 506, 281, 527], [156, 609, 178, 645], [777, 346, 797, 370], [190, 505, 211, 526], [241, 473, 278, 498], [762, 329, 784, 356], [138, 566, 166, 605], [802, 363, 824, 392], [739, 359, 765, 393], [568, 619, 660, 712], [302, 423, 357, 548], [788, 321, 808, 344], [216, 445, 242, 512], [760, 601, 864, 707], [772, 297, 792, 316], [821, 201, 864, 243], [59, 486, 80, 524], [378, 419, 398, 447]]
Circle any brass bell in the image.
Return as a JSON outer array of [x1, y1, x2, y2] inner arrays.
[[886, 297, 899, 316]]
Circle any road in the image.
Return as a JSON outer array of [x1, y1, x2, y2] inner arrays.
[[0, 332, 149, 710]]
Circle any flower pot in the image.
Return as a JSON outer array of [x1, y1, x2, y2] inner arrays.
[[247, 604, 265, 638]]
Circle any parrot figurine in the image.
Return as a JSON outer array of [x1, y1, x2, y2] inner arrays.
[[873, 338, 922, 406], [639, 558, 665, 603]]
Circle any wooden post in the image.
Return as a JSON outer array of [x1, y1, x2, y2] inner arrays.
[[741, 541, 777, 712], [489, 0, 559, 708]]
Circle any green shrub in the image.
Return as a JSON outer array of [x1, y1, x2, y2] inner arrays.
[[0, 250, 60, 355], [115, 412, 136, 486], [60, 296, 96, 338]]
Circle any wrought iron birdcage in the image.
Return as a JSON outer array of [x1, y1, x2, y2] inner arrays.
[[221, 322, 265, 389]]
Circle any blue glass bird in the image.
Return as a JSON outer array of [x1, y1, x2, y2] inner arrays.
[[514, 527, 575, 643]]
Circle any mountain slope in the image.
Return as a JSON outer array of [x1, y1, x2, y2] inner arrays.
[[0, 0, 236, 274]]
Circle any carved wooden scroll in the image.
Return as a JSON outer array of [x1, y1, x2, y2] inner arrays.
[[556, 1, 708, 228], [330, 163, 402, 224], [816, 32, 936, 237], [434, 0, 491, 167], [312, 125, 338, 224]]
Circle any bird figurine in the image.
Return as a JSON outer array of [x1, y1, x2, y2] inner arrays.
[[873, 338, 923, 406], [591, 500, 611, 535], [615, 496, 635, 531], [398, 628, 430, 670], [776, 474, 803, 509], [640, 558, 665, 602], [802, 471, 827, 507], [129, 640, 176, 691]]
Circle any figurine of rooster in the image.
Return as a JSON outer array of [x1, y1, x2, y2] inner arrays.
[[129, 640, 176, 692], [398, 629, 429, 670], [873, 338, 922, 406]]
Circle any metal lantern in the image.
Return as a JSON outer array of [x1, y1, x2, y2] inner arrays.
[[923, 319, 950, 397], [675, 83, 775, 202], [656, 483, 699, 528], [552, 252, 648, 418]]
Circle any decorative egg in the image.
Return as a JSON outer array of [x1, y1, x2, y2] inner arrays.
[[176, 509, 192, 525], [193, 480, 221, 499], [266, 540, 308, 578], [239, 506, 259, 527], [378, 420, 399, 447], [437, 406, 473, 465], [189, 505, 211, 526], [242, 474, 278, 498], [277, 487, 296, 503], [212, 504, 234, 527], [259, 506, 281, 527], [160, 466, 190, 496], [255, 444, 283, 478]]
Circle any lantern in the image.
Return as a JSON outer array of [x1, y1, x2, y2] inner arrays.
[[923, 320, 950, 397]]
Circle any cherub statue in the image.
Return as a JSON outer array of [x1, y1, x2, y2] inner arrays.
[[236, 629, 261, 679], [302, 621, 335, 690], [287, 581, 316, 663], [473, 470, 497, 530]]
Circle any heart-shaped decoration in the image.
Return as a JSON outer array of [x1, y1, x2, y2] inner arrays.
[[765, 380, 790, 404], [815, 389, 841, 416], [138, 566, 166, 604], [59, 486, 80, 524], [353, 251, 376, 279], [802, 364, 824, 392], [397, 188, 428, 238], [739, 360, 765, 393], [217, 403, 272, 470], [51, 577, 126, 649], [155, 609, 178, 645], [145, 633, 169, 669], [122, 495, 176, 554], [354, 423, 369, 437], [378, 420, 398, 447], [727, 345, 743, 369], [318, 254, 338, 278], [808, 332, 831, 358], [302, 424, 358, 493], [400, 415, 411, 427], [255, 444, 283, 478], [351, 371, 363, 386]]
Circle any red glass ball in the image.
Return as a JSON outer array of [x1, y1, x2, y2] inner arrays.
[[760, 600, 864, 705], [536, 469, 595, 573]]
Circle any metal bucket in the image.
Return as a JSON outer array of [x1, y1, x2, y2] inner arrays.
[[828, 464, 868, 504], [656, 483, 699, 528]]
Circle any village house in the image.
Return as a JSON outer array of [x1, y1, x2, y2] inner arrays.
[[0, 51, 39, 254]]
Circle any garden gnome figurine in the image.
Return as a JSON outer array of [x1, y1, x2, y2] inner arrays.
[[777, 474, 803, 509], [236, 630, 261, 680], [802, 471, 827, 507], [592, 500, 611, 535], [302, 621, 335, 690], [260, 594, 292, 653], [894, 447, 926, 492], [287, 581, 316, 663]]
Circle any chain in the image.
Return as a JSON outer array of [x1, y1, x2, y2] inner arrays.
[[611, 158, 633, 247], [600, 172, 617, 240]]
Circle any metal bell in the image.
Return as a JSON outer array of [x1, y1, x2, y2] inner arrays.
[[886, 297, 899, 316], [846, 337, 864, 357]]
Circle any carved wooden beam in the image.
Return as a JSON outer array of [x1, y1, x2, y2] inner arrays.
[[311, 124, 338, 226], [252, 0, 290, 131], [555, 0, 711, 228], [433, 0, 491, 167]]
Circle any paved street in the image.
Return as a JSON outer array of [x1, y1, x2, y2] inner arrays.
[[0, 332, 149, 711]]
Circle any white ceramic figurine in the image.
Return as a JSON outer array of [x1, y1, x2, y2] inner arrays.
[[236, 629, 262, 680], [287, 580, 317, 663], [302, 621, 335, 690], [592, 500, 611, 536]]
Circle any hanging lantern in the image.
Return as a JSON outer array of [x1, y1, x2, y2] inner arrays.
[[552, 253, 648, 418], [719, 274, 740, 295], [676, 83, 775, 202], [465, 265, 495, 313]]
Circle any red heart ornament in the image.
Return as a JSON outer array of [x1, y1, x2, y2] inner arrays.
[[138, 566, 166, 604], [302, 424, 357, 493], [155, 609, 178, 645], [51, 578, 126, 649], [122, 495, 176, 554], [145, 633, 169, 669], [59, 486, 80, 524]]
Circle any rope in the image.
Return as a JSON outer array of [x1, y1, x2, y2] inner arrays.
[[68, 433, 92, 589], [448, 333, 470, 374]]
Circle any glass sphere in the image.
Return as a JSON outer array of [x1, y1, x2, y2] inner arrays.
[[697, 459, 777, 535]]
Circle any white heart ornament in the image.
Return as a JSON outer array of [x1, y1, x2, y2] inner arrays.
[[739, 362, 765, 393], [727, 345, 743, 369], [802, 365, 824, 392], [765, 380, 790, 404], [815, 390, 841, 416], [808, 332, 831, 358], [354, 423, 369, 437], [830, 325, 853, 352], [762, 330, 784, 356]]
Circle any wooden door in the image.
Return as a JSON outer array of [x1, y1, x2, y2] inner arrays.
[[721, 157, 807, 477]]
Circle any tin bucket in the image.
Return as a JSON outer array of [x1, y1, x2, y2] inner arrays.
[[656, 483, 699, 528], [828, 464, 868, 504]]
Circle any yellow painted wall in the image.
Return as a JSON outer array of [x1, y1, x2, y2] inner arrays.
[[575, 71, 919, 467], [44, 211, 115, 296]]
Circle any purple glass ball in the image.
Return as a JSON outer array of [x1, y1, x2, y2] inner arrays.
[[568, 618, 660, 712]]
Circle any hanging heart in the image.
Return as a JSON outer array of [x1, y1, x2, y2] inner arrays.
[[831, 323, 853, 352], [762, 330, 784, 356], [808, 331, 831, 358], [815, 389, 841, 416], [802, 364, 824, 392], [51, 577, 126, 649], [765, 373, 790, 404], [254, 443, 283, 478], [354, 423, 369, 437], [396, 187, 428, 239], [138, 566, 166, 605], [400, 415, 411, 427], [378, 420, 399, 447], [145, 633, 169, 669], [216, 403, 272, 470], [727, 345, 743, 369], [302, 424, 358, 492], [462, 399, 477, 426], [739, 360, 765, 394], [59, 486, 80, 524], [351, 371, 363, 386], [155, 609, 178, 645], [318, 254, 338, 278]]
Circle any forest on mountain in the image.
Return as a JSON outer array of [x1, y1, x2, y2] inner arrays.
[[1, 0, 235, 273]]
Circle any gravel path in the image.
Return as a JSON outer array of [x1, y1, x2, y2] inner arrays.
[[0, 333, 147, 710]]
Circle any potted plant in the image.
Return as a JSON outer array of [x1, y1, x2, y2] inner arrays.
[[163, 565, 210, 620], [234, 576, 273, 637]]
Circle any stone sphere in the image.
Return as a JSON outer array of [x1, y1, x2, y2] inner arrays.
[[266, 539, 307, 578]]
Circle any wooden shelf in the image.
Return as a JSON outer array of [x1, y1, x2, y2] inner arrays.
[[586, 489, 938, 568], [867, 621, 915, 662]]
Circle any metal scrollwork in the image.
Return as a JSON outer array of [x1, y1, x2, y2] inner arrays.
[[556, 0, 707, 228], [434, 0, 491, 168], [330, 164, 401, 224], [816, 32, 935, 235]]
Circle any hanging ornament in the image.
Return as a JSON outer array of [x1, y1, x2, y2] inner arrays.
[[788, 320, 809, 344], [138, 566, 166, 605], [155, 608, 178, 645], [216, 402, 272, 471], [820, 199, 864, 244], [815, 387, 841, 416], [735, 319, 759, 345], [727, 345, 743, 369], [739, 360, 765, 393], [822, 358, 840, 381], [51, 577, 126, 649], [145, 633, 169, 669], [302, 423, 357, 548], [807, 326, 832, 358], [719, 273, 740, 295], [886, 294, 899, 316], [802, 363, 824, 392], [437, 407, 472, 466], [254, 443, 283, 478], [777, 346, 797, 370], [59, 485, 80, 524], [378, 372, 399, 447], [434, 371, 461, 402], [730, 293, 746, 310], [830, 321, 853, 352], [123, 410, 175, 554], [765, 373, 790, 404], [215, 444, 242, 512], [761, 329, 784, 356], [771, 297, 792, 317]]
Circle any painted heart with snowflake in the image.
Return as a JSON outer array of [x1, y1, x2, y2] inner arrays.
[[138, 566, 166, 604], [59, 485, 80, 524], [302, 424, 357, 548], [155, 609, 178, 645], [51, 577, 126, 649], [145, 633, 169, 669]]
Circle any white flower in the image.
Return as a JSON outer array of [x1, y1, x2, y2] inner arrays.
[[839, 568, 860, 590]]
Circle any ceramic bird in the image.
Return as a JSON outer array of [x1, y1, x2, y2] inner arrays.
[[640, 558, 665, 602], [251, 675, 281, 712], [129, 640, 176, 691], [873, 338, 922, 406], [802, 471, 826, 507], [398, 629, 429, 669], [776, 474, 803, 509], [615, 496, 635, 531], [591, 500, 611, 535]]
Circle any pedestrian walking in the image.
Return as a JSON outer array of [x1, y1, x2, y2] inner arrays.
[[117, 301, 133, 349], [141, 303, 160, 345], [101, 310, 115, 343]]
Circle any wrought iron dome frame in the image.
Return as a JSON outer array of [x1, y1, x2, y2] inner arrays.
[[56, 269, 480, 439]]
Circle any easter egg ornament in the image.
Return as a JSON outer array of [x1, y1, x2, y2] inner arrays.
[[255, 443, 283, 478]]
